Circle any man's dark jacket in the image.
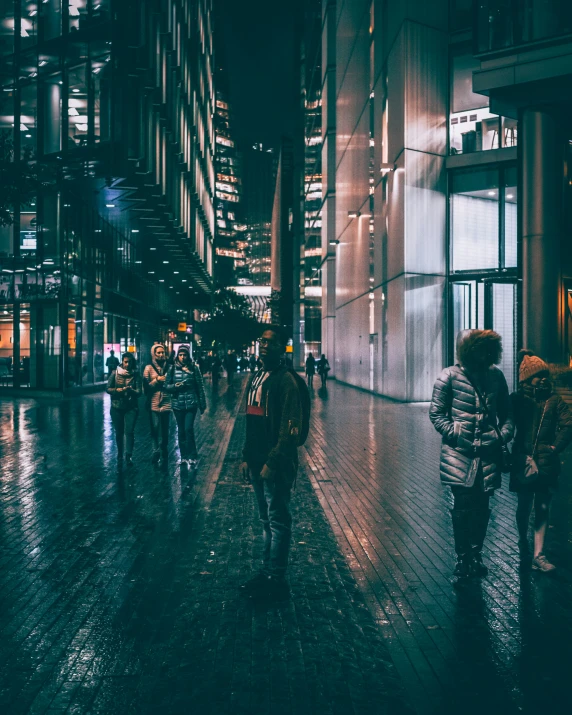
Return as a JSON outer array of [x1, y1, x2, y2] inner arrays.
[[243, 365, 303, 483]]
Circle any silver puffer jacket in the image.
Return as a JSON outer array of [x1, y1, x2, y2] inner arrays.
[[429, 365, 514, 491]]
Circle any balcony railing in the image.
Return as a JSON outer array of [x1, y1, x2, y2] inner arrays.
[[475, 0, 572, 54]]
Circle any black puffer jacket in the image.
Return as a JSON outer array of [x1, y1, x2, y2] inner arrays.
[[430, 365, 514, 491], [509, 391, 572, 491], [165, 361, 206, 412]]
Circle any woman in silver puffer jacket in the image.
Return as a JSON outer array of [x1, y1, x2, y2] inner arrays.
[[430, 330, 514, 585]]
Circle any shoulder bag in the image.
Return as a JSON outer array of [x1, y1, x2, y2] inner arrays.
[[461, 368, 512, 473], [516, 402, 547, 485]]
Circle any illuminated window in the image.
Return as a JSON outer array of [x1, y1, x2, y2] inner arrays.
[[68, 64, 88, 146]]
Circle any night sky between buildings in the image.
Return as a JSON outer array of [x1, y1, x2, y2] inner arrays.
[[216, 0, 300, 150]]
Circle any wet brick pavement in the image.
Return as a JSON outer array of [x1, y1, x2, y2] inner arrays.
[[305, 380, 572, 715], [1, 375, 571, 713], [0, 377, 411, 715]]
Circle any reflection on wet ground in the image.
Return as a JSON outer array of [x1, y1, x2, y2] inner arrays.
[[0, 377, 571, 714]]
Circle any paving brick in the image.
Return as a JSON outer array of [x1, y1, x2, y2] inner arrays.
[[0, 376, 412, 714]]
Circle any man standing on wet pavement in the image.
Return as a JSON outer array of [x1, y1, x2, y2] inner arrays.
[[240, 326, 304, 601]]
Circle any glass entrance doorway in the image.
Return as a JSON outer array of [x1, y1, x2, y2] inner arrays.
[[451, 279, 518, 390]]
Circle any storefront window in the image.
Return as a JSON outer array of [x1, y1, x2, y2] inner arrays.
[[68, 64, 88, 147], [40, 302, 61, 389], [67, 304, 79, 387], [94, 307, 104, 381], [0, 303, 14, 385]]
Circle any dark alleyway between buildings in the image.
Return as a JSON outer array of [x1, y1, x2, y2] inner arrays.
[[0, 376, 571, 714]]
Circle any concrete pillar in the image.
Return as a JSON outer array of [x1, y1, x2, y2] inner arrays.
[[521, 107, 563, 363]]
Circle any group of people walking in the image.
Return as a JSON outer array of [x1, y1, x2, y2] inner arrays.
[[107, 344, 206, 469], [305, 353, 330, 388], [430, 329, 572, 586], [105, 326, 571, 601]]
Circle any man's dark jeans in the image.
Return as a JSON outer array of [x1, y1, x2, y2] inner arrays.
[[252, 472, 292, 579], [174, 407, 198, 460], [150, 410, 171, 457], [110, 407, 139, 457]]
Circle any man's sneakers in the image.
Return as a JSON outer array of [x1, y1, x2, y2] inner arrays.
[[240, 573, 290, 601], [532, 554, 556, 573]]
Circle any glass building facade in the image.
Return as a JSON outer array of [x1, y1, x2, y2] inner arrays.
[[214, 66, 243, 286], [317, 0, 572, 400], [0, 0, 215, 391]]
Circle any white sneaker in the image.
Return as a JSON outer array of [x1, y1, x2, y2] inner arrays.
[[188, 458, 199, 468]]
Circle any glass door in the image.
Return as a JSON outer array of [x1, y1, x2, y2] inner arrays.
[[451, 278, 518, 391]]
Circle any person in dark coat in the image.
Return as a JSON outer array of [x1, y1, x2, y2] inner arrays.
[[165, 345, 206, 468], [510, 350, 572, 572], [305, 353, 316, 389], [317, 354, 330, 387], [239, 326, 303, 601], [430, 329, 514, 584], [107, 352, 142, 468]]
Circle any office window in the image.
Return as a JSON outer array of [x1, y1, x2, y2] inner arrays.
[[42, 0, 62, 40], [21, 2, 39, 49], [43, 73, 62, 154], [68, 0, 88, 32], [20, 81, 37, 159], [92, 51, 111, 142], [0, 1, 15, 55], [68, 65, 88, 146]]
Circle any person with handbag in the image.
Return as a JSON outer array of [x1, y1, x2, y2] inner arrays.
[[430, 329, 514, 585], [165, 345, 206, 468], [510, 350, 572, 572], [107, 352, 142, 468]]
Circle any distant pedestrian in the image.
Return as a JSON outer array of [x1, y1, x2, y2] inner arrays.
[[107, 352, 142, 468], [224, 351, 237, 386], [305, 353, 316, 389], [239, 326, 307, 601], [510, 350, 572, 572], [143, 344, 172, 466], [165, 345, 206, 468], [430, 330, 514, 586], [317, 354, 330, 387], [106, 350, 119, 376], [210, 354, 222, 390], [249, 354, 257, 372]]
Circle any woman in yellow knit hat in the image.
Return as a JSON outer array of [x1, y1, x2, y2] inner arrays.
[[510, 350, 572, 572]]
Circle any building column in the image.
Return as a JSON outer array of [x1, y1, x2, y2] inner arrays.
[[521, 107, 563, 362]]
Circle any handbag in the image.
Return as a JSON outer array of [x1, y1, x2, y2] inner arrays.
[[516, 402, 547, 485], [461, 369, 512, 473]]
